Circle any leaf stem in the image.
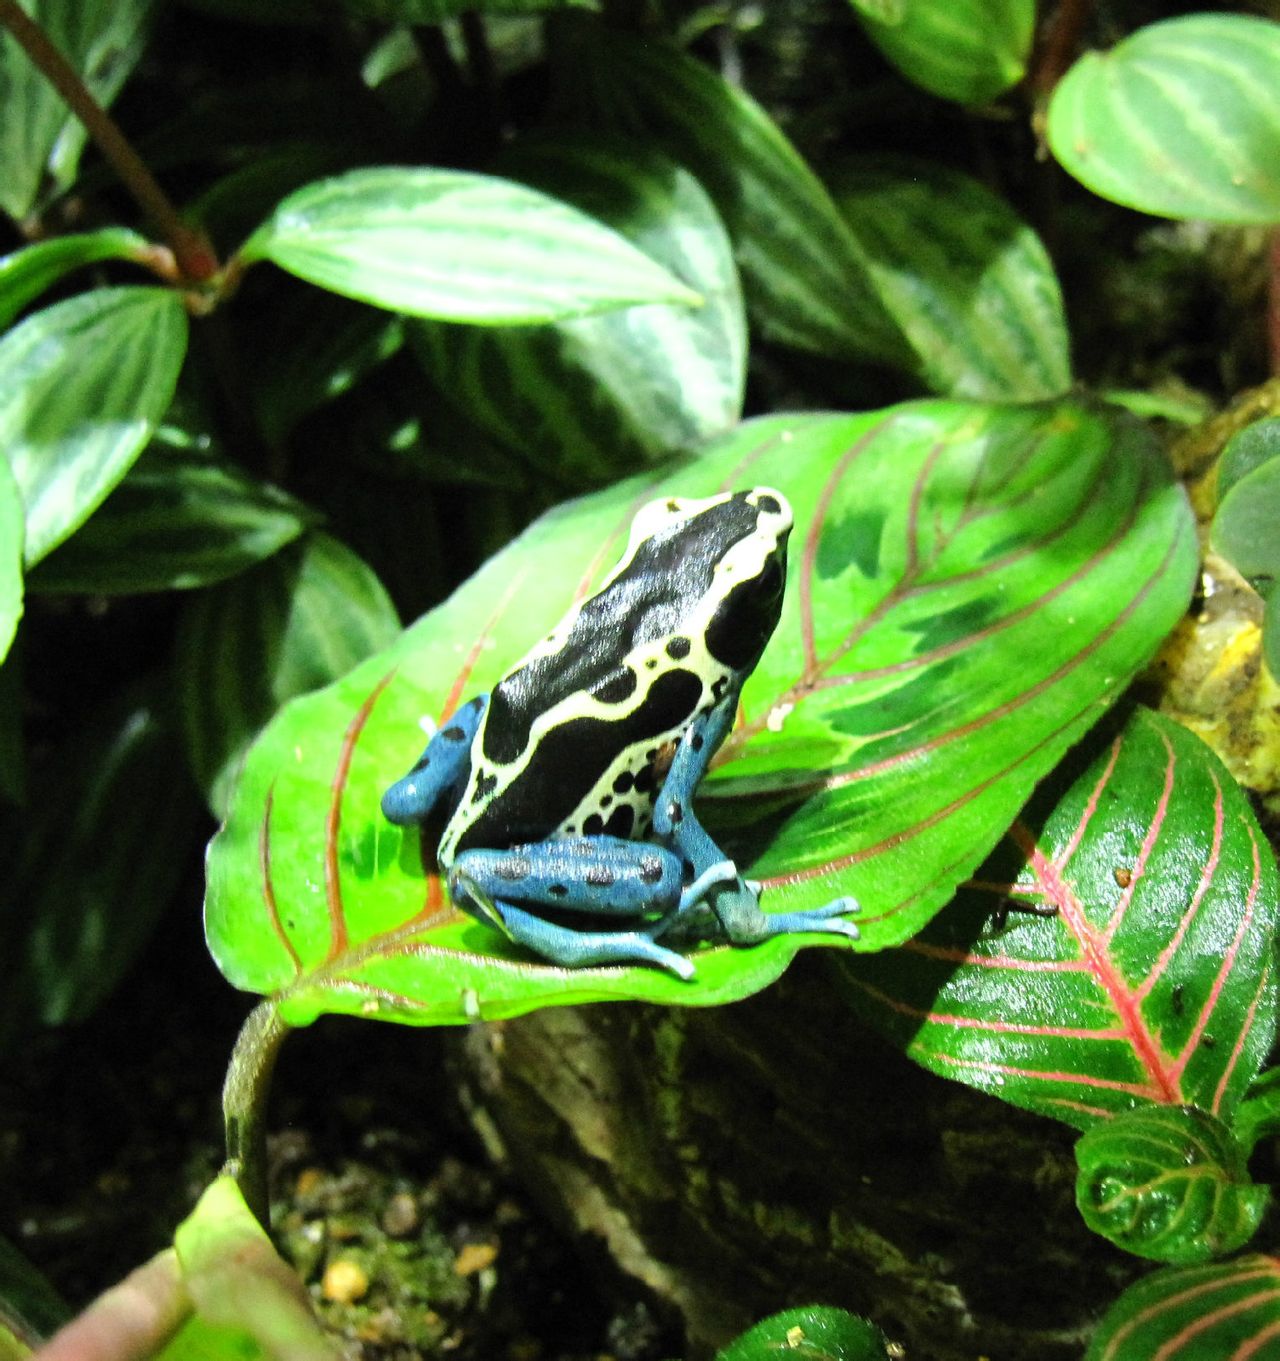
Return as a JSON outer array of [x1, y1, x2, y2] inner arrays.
[[0, 0, 218, 284], [222, 999, 292, 1227]]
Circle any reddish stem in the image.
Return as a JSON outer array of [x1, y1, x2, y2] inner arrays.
[[1030, 0, 1096, 100], [0, 0, 218, 283]]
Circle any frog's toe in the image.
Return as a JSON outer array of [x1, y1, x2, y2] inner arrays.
[[763, 896, 861, 941]]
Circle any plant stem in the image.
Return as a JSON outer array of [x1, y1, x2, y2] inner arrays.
[[222, 999, 292, 1227], [0, 0, 217, 283]]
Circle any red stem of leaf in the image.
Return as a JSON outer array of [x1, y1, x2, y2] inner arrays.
[[0, 0, 218, 284]]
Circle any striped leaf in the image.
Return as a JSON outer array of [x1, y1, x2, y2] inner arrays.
[[203, 400, 1195, 1027], [177, 532, 400, 819], [0, 0, 154, 220], [1076, 1106, 1267, 1264], [854, 0, 1035, 104], [239, 166, 701, 323], [412, 135, 745, 483], [844, 709, 1279, 1130], [567, 27, 913, 369], [1047, 15, 1280, 225], [0, 683, 202, 1041], [835, 157, 1071, 400], [0, 287, 189, 566], [0, 228, 151, 331], [1086, 1256, 1280, 1361], [0, 456, 21, 666], [29, 444, 313, 595]]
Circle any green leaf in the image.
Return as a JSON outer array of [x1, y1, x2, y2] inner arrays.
[[0, 683, 203, 1040], [0, 456, 22, 666], [167, 1178, 340, 1361], [848, 0, 904, 25], [0, 228, 151, 330], [239, 166, 701, 322], [834, 157, 1071, 400], [844, 709, 1279, 1129], [0, 286, 189, 566], [1212, 457, 1280, 598], [567, 26, 912, 369], [1219, 417, 1280, 500], [177, 532, 401, 819], [29, 442, 313, 595], [204, 400, 1195, 1028], [412, 134, 745, 483], [1046, 15, 1280, 225], [1086, 1255, 1280, 1361], [854, 0, 1034, 104], [1075, 1105, 1268, 1264], [717, 1305, 890, 1361], [0, 0, 154, 221]]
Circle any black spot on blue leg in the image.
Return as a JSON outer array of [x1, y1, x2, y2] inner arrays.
[[587, 866, 617, 888], [494, 856, 532, 881], [550, 884, 569, 899], [641, 856, 665, 885], [441, 725, 466, 742]]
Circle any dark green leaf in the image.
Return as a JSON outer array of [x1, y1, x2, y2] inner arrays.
[[0, 683, 202, 1040], [341, 0, 594, 17], [834, 157, 1071, 400], [0, 1235, 68, 1350], [854, 0, 1034, 104], [413, 134, 745, 483], [203, 400, 1195, 1027], [1075, 1105, 1267, 1264], [248, 291, 405, 449], [1047, 15, 1280, 225], [177, 532, 401, 819], [0, 286, 189, 566], [239, 166, 700, 322], [0, 228, 151, 330], [1086, 1255, 1280, 1361], [0, 0, 155, 220], [0, 455, 22, 665], [28, 444, 313, 595], [717, 1305, 889, 1361], [567, 26, 912, 369], [844, 709, 1279, 1129]]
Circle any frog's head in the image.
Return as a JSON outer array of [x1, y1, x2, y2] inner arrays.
[[700, 487, 792, 673], [620, 486, 792, 672]]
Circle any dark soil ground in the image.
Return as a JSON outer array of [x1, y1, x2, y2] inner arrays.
[[0, 893, 678, 1360]]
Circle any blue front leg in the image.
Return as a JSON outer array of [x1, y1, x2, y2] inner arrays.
[[382, 694, 487, 826], [449, 837, 696, 978], [651, 696, 861, 947]]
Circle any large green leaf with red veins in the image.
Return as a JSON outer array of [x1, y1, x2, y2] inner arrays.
[[842, 708, 1280, 1130], [1086, 1255, 1280, 1361], [204, 400, 1196, 1027]]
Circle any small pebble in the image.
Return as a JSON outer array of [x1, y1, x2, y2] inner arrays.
[[381, 1191, 420, 1238], [453, 1241, 498, 1276], [322, 1258, 370, 1303]]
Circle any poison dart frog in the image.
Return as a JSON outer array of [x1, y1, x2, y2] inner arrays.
[[382, 488, 860, 978]]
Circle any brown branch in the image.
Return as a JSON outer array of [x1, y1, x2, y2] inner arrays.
[[1029, 0, 1096, 101], [0, 0, 218, 283]]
